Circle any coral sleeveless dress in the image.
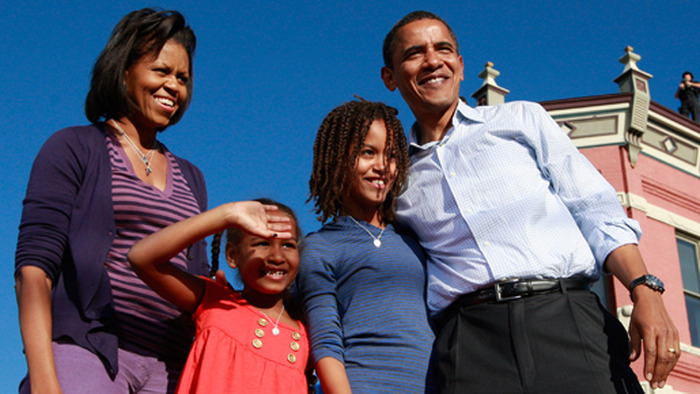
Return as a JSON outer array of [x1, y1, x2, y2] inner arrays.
[[176, 279, 309, 393]]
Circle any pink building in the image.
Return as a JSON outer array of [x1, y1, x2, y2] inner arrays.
[[472, 47, 700, 393]]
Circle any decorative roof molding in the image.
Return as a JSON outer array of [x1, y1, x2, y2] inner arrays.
[[610, 46, 653, 167], [541, 93, 633, 111], [471, 61, 509, 106]]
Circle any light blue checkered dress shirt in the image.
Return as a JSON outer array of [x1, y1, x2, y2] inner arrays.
[[395, 100, 641, 314]]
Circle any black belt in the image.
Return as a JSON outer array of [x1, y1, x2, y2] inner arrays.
[[459, 277, 589, 306]]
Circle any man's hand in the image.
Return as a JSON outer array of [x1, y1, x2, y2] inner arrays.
[[628, 286, 680, 389], [605, 244, 680, 389]]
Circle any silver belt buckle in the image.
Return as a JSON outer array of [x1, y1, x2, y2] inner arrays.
[[494, 278, 523, 302]]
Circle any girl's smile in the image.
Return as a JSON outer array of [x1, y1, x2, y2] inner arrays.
[[343, 119, 397, 226], [226, 212, 300, 305]]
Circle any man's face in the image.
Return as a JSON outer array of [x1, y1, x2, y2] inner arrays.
[[381, 18, 464, 118]]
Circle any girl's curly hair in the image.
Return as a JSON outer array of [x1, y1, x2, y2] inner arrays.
[[308, 100, 409, 224]]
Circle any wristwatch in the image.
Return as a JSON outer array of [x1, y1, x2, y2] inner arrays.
[[628, 274, 665, 295]]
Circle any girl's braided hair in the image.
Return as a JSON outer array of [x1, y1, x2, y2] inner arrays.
[[308, 100, 409, 224]]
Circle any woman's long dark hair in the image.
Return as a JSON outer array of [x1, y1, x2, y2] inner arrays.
[[85, 8, 196, 128]]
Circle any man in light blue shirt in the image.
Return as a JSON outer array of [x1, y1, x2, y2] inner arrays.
[[381, 10, 678, 393]]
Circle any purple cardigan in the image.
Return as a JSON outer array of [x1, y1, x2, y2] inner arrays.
[[15, 123, 208, 378]]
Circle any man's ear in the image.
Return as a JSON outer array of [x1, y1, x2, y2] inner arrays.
[[225, 243, 238, 269], [381, 66, 397, 91]]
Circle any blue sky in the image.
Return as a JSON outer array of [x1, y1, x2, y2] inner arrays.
[[2, 0, 699, 387]]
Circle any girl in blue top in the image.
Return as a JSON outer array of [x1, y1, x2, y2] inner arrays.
[[297, 100, 435, 393]]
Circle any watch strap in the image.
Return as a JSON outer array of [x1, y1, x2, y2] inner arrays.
[[628, 274, 665, 296]]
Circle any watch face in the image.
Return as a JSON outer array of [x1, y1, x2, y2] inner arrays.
[[642, 275, 664, 293], [629, 274, 665, 294], [645, 275, 665, 292]]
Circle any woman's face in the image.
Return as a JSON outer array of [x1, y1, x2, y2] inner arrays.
[[125, 40, 190, 131]]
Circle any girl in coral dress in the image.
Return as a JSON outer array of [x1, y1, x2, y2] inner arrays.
[[129, 199, 309, 393]]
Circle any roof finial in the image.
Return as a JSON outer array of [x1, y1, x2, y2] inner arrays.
[[471, 61, 509, 106], [478, 61, 502, 87], [619, 45, 641, 72]]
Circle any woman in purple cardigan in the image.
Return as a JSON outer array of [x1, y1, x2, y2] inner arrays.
[[15, 9, 208, 393]]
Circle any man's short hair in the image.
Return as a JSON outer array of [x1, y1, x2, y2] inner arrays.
[[382, 10, 459, 69]]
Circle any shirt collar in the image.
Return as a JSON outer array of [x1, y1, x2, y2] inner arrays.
[[408, 100, 485, 154]]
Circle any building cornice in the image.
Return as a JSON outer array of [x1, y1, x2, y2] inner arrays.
[[618, 192, 700, 236], [541, 93, 633, 111]]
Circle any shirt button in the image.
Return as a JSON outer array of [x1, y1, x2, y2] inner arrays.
[[484, 241, 491, 247], [450, 171, 456, 178], [466, 209, 473, 214]]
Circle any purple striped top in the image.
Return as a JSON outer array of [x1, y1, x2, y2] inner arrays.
[[104, 134, 201, 362]]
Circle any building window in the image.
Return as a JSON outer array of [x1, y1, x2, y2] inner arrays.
[[678, 234, 700, 346]]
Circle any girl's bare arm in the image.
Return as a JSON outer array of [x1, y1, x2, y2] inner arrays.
[[128, 201, 292, 312]]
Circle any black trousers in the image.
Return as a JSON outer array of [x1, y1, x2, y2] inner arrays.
[[681, 98, 700, 121], [434, 289, 644, 394]]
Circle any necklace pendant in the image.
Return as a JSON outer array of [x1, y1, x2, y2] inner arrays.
[[110, 120, 157, 176], [373, 239, 382, 248], [272, 327, 280, 335]]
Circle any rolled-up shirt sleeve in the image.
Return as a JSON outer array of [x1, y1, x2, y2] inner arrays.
[[526, 103, 642, 266]]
